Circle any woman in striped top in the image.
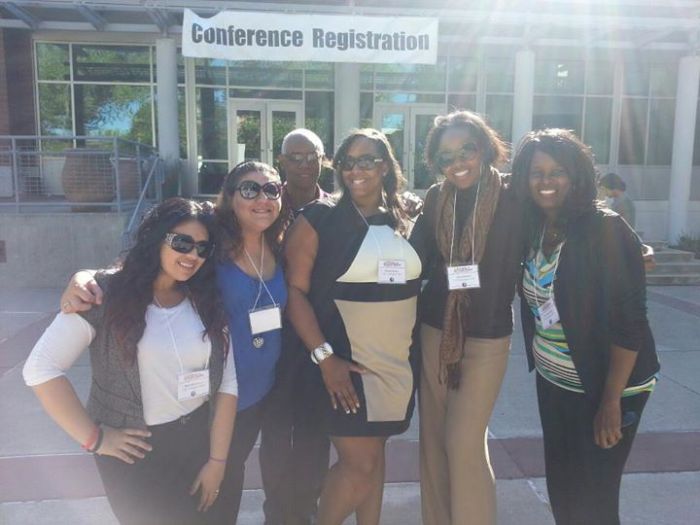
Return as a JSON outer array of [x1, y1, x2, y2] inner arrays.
[[511, 129, 660, 525]]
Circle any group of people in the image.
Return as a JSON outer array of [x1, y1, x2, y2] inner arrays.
[[23, 110, 659, 525]]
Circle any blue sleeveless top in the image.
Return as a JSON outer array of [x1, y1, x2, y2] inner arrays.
[[217, 261, 287, 411]]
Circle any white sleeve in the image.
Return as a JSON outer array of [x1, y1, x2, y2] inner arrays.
[[217, 340, 238, 396], [22, 312, 96, 386]]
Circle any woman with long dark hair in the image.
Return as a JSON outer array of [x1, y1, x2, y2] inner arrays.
[[511, 129, 659, 524], [23, 197, 238, 525], [285, 129, 421, 525], [212, 160, 288, 521]]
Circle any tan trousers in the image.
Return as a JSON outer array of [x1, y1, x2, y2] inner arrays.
[[419, 324, 510, 525]]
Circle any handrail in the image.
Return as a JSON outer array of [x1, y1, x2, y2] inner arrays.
[[121, 156, 163, 249]]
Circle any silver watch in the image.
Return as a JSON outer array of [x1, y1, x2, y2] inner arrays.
[[311, 342, 334, 365]]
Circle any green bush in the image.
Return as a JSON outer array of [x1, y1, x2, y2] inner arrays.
[[671, 233, 700, 259]]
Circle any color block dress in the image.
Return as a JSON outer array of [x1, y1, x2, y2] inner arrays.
[[302, 197, 422, 436]]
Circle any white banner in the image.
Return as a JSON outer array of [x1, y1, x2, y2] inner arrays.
[[182, 9, 438, 64]]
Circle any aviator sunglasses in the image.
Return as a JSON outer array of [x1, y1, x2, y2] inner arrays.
[[339, 155, 384, 171], [233, 180, 282, 200], [164, 233, 215, 259], [436, 142, 480, 171]]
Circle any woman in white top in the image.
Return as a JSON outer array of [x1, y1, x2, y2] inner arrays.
[[23, 197, 238, 525]]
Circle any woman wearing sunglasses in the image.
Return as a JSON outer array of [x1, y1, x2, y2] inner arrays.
[[285, 129, 422, 525], [410, 110, 523, 525], [511, 129, 659, 525], [212, 160, 288, 522], [23, 198, 238, 525]]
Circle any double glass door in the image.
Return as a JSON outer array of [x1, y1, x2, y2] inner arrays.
[[229, 100, 303, 167], [375, 104, 444, 193]]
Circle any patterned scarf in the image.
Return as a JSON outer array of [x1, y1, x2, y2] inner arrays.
[[436, 167, 502, 389]]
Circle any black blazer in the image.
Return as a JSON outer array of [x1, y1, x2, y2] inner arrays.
[[520, 208, 660, 405]]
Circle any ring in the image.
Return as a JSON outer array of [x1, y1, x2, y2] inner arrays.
[[62, 301, 71, 311], [214, 489, 220, 494]]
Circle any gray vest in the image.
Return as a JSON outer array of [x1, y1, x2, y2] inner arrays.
[[79, 272, 226, 429]]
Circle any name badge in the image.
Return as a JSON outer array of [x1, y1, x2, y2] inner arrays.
[[378, 259, 406, 284], [538, 297, 560, 330], [177, 369, 210, 401], [249, 305, 282, 335], [447, 264, 480, 290]]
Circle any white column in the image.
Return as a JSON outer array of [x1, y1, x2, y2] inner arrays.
[[155, 38, 181, 193], [334, 63, 360, 152], [512, 48, 535, 149], [668, 55, 700, 243]]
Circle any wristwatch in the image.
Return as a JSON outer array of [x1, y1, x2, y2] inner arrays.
[[310, 342, 334, 365]]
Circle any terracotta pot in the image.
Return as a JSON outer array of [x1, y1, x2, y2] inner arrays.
[[61, 149, 140, 211]]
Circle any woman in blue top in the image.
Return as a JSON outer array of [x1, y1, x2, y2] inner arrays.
[[213, 161, 288, 521]]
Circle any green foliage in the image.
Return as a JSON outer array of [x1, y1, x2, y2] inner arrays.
[[671, 233, 700, 259]]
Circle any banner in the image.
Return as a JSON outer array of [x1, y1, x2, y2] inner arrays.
[[182, 9, 438, 64]]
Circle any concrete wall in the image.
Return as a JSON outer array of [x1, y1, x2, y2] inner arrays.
[[0, 213, 127, 288]]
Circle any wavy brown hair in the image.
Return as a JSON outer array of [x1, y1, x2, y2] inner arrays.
[[511, 128, 599, 250], [215, 161, 286, 262], [103, 197, 228, 364], [332, 128, 409, 235]]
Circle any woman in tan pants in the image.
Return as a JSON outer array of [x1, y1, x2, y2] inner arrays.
[[410, 111, 523, 525]]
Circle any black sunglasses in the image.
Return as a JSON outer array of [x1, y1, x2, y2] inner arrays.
[[164, 233, 215, 259], [233, 180, 282, 200], [284, 152, 321, 165], [339, 155, 384, 171], [436, 142, 480, 171]]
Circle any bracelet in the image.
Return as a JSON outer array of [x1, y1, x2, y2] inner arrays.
[[88, 426, 104, 454], [208, 456, 227, 463], [81, 426, 100, 451]]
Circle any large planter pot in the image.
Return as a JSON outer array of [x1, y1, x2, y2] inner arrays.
[[61, 148, 139, 211]]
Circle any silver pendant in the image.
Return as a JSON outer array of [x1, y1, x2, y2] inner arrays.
[[252, 336, 265, 349]]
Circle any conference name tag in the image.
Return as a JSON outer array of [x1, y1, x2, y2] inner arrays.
[[378, 259, 407, 284], [177, 370, 210, 401], [447, 264, 480, 290], [249, 305, 282, 335], [538, 298, 560, 330]]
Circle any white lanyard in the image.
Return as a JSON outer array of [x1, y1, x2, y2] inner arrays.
[[153, 297, 211, 374], [243, 241, 277, 308], [448, 176, 481, 267]]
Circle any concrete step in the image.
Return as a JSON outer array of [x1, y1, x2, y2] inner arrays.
[[646, 273, 700, 285], [651, 248, 696, 263], [648, 261, 700, 275], [645, 241, 667, 250]]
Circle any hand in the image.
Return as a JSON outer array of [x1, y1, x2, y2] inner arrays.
[[319, 355, 367, 414], [190, 460, 226, 512], [402, 191, 424, 218], [593, 399, 623, 449], [96, 426, 152, 464], [642, 244, 656, 273], [60, 271, 103, 313]]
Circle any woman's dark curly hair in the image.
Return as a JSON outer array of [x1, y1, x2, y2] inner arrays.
[[104, 197, 228, 364], [424, 110, 509, 174], [332, 128, 409, 235], [511, 128, 599, 248], [215, 161, 286, 262]]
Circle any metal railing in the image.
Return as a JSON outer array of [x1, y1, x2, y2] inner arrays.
[[0, 135, 163, 214]]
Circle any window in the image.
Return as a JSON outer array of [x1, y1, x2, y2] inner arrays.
[[619, 61, 677, 166], [534, 59, 613, 163], [35, 42, 157, 146]]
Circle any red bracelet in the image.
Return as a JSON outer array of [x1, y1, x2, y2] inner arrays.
[[209, 456, 227, 463], [81, 426, 100, 451]]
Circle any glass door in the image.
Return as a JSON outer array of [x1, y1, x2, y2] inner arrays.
[[230, 100, 303, 166], [375, 104, 443, 192]]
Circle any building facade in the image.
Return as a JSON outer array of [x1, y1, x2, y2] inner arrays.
[[1, 0, 699, 240]]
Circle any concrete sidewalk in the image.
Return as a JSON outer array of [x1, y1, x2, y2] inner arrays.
[[1, 286, 699, 524]]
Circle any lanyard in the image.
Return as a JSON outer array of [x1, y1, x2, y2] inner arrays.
[[243, 240, 277, 309], [448, 176, 481, 267], [532, 226, 564, 307], [153, 297, 210, 374]]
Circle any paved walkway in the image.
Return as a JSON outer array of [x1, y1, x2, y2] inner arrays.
[[1, 286, 699, 524]]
